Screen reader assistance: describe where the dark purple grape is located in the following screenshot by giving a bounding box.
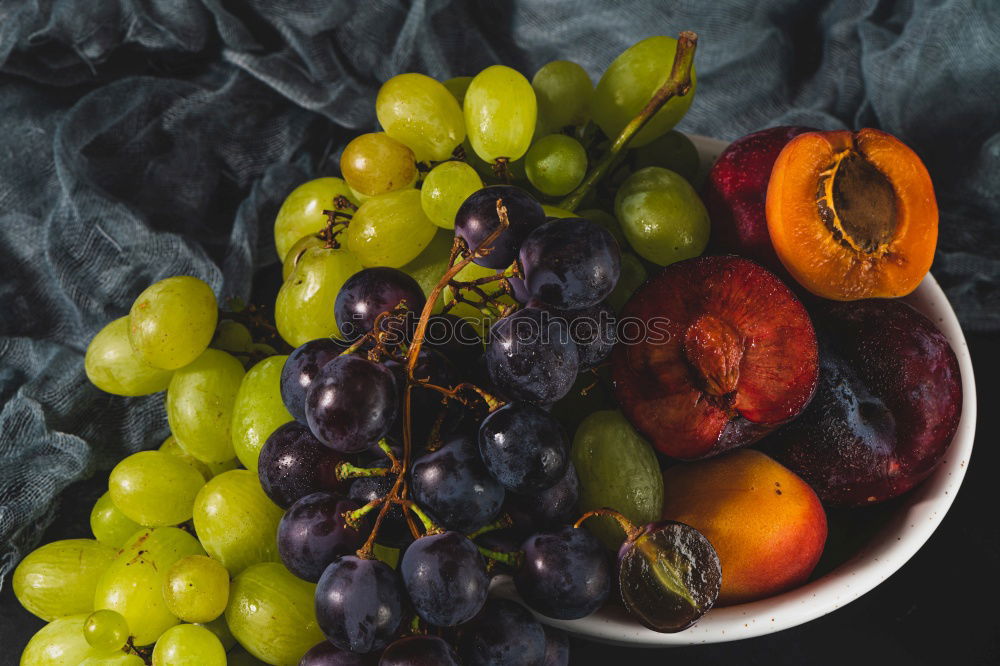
[519,218,621,310]
[380,635,460,666]
[306,355,397,453]
[410,435,504,533]
[281,338,349,424]
[507,274,531,303]
[515,526,611,620]
[479,402,569,494]
[334,267,426,342]
[454,186,545,268]
[400,531,489,627]
[541,626,570,666]
[422,314,484,370]
[316,556,403,653]
[385,349,457,450]
[348,466,412,549]
[299,640,370,665]
[485,308,579,405]
[565,302,616,368]
[278,493,366,582]
[507,462,579,529]
[458,599,546,666]
[258,422,346,509]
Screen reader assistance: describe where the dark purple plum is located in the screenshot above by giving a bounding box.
[334,267,425,342]
[454,185,545,268]
[458,599,546,666]
[479,402,569,494]
[400,531,489,627]
[277,493,366,582]
[380,635,460,666]
[281,338,349,424]
[305,355,397,453]
[515,526,611,620]
[315,556,403,654]
[258,422,345,509]
[485,307,579,405]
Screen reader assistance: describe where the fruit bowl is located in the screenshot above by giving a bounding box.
[494,134,978,646]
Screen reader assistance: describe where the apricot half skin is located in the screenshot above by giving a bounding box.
[765,299,962,507]
[766,128,938,300]
[661,449,827,606]
[612,255,818,460]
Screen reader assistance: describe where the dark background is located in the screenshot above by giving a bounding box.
[1,1,998,664]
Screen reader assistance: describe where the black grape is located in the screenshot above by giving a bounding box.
[400,531,489,627]
[507,462,579,529]
[410,435,504,533]
[277,493,366,582]
[305,355,397,453]
[281,338,349,424]
[380,635,460,666]
[458,599,546,666]
[507,274,531,303]
[484,307,579,404]
[515,526,611,620]
[479,402,569,494]
[422,313,484,370]
[257,422,345,509]
[348,464,412,549]
[542,626,570,666]
[519,218,621,310]
[299,640,369,665]
[315,556,403,654]
[454,185,545,268]
[565,301,616,368]
[334,267,425,342]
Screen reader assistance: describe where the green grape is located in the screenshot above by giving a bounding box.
[192,470,283,575]
[281,234,324,281]
[541,204,575,218]
[90,492,143,549]
[79,655,145,666]
[606,252,648,313]
[578,208,627,247]
[93,527,206,645]
[591,36,697,147]
[631,130,701,183]
[85,317,173,396]
[614,166,709,266]
[151,624,226,666]
[162,555,230,623]
[525,134,588,196]
[159,435,237,481]
[127,276,218,371]
[83,609,129,653]
[166,349,245,463]
[340,132,418,197]
[442,75,473,105]
[345,189,437,267]
[572,410,663,549]
[401,229,453,314]
[532,60,593,134]
[13,539,115,622]
[225,562,324,665]
[109,451,205,527]
[20,614,103,665]
[442,261,515,338]
[274,177,357,262]
[420,161,483,229]
[231,355,294,471]
[464,65,537,164]
[275,246,362,347]
[376,72,466,163]
[210,320,253,354]
[196,616,237,651]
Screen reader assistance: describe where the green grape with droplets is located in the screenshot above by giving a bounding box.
[193,470,283,575]
[13,539,115,622]
[159,435,237,482]
[108,450,205,527]
[225,562,324,665]
[274,177,357,262]
[281,234,324,281]
[376,73,466,163]
[20,614,106,665]
[591,36,697,148]
[275,245,363,347]
[79,654,146,665]
[166,349,245,463]
[93,527,206,646]
[162,555,230,623]
[128,276,218,371]
[231,355,294,471]
[340,132,418,197]
[532,60,593,135]
[151,624,227,666]
[525,134,588,196]
[90,492,142,549]
[464,65,537,164]
[83,609,130,653]
[85,317,173,396]
[421,161,483,229]
[345,188,437,267]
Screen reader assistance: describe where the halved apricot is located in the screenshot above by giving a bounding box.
[766,128,937,300]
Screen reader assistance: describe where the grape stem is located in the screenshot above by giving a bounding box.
[466,514,513,539]
[418,380,506,412]
[335,461,391,481]
[558,30,698,212]
[477,545,523,568]
[574,507,643,542]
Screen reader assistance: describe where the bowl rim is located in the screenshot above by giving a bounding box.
[493,134,979,647]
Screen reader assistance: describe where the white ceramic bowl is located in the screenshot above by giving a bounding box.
[494,135,978,647]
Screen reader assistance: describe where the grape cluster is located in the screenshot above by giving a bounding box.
[14,30,716,666]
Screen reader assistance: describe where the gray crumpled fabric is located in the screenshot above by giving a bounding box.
[1,0,998,589]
